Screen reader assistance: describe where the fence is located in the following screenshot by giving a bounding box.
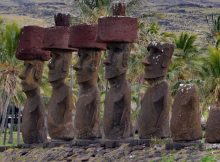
[0,105,22,146]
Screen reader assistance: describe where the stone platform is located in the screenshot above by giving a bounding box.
[166,140,203,150]
[44,138,151,148]
[1,138,151,150]
[2,139,214,151]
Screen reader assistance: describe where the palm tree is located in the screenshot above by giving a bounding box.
[0,22,22,135]
[72,0,111,23]
[174,32,198,58]
[205,14,220,47]
[199,46,220,108]
[166,32,201,96]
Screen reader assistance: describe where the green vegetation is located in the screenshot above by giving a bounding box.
[0,131,23,146]
[161,152,175,162]
[201,155,216,162]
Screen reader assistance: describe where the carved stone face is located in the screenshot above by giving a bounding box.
[104,43,131,79]
[19,60,43,92]
[48,50,72,83]
[74,49,101,84]
[143,43,174,80]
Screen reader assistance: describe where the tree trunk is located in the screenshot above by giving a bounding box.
[0,93,11,136]
[17,107,21,145]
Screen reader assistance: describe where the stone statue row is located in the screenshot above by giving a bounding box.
[15,3,220,145]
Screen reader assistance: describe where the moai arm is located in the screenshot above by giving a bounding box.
[27,95,40,113]
[121,84,132,137]
[155,82,170,131]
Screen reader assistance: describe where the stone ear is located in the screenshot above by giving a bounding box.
[33,63,43,81]
[161,45,174,68]
[122,53,128,67]
[90,62,97,72]
[122,45,131,67]
[62,55,69,72]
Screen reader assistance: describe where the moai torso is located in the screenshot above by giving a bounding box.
[205,106,220,143]
[19,61,47,144]
[47,51,75,140]
[74,49,101,139]
[22,90,47,144]
[104,75,132,139]
[103,43,132,139]
[138,42,174,139]
[171,84,202,141]
[138,80,171,138]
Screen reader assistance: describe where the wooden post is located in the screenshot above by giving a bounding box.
[3,107,10,145]
[8,105,14,144]
[17,107,21,145]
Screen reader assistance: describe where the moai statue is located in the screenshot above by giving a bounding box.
[96,2,138,139]
[16,26,50,144]
[138,42,174,139]
[43,13,77,140]
[171,84,202,141]
[205,105,220,143]
[69,24,106,139]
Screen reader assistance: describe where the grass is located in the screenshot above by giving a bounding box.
[0,131,23,147]
[201,155,216,162]
[161,153,175,162]
[0,14,48,27]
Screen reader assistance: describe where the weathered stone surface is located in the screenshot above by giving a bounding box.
[73,139,100,147]
[96,17,138,43]
[171,84,202,142]
[43,26,76,51]
[16,26,50,61]
[112,1,126,16]
[103,43,132,140]
[138,80,171,139]
[138,42,174,139]
[205,106,220,143]
[19,60,47,144]
[144,42,174,79]
[46,14,75,140]
[47,51,75,141]
[166,140,203,150]
[54,13,70,27]
[74,49,101,139]
[69,24,106,50]
[97,2,134,140]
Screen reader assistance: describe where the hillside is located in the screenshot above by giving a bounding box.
[0,0,220,35]
[130,0,220,34]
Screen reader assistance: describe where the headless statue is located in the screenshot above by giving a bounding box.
[171,84,202,141]
[47,51,75,140]
[74,49,101,139]
[206,105,220,143]
[19,60,47,144]
[138,42,174,139]
[103,43,132,139]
